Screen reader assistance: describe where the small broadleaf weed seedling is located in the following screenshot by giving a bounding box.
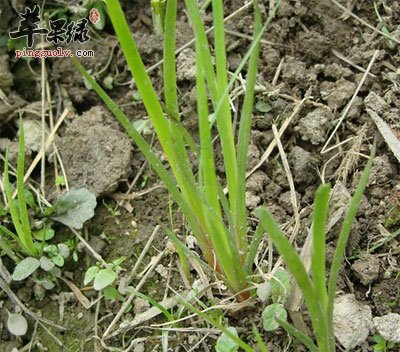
[73,0,281,301]
[84,256,125,291]
[257,267,291,331]
[216,326,239,352]
[256,144,375,352]
[372,334,396,352]
[0,121,96,290]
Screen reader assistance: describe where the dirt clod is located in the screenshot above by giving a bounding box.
[333,294,373,349]
[351,254,380,285]
[176,48,197,81]
[364,91,390,115]
[321,78,356,109]
[373,313,400,343]
[58,106,133,196]
[297,107,333,145]
[0,55,13,93]
[288,146,316,185]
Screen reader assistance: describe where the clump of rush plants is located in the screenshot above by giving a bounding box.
[73,0,281,301]
[71,1,378,350]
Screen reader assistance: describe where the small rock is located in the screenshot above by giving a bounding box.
[364,91,390,115]
[367,155,395,186]
[245,191,261,210]
[22,119,45,153]
[133,297,150,314]
[328,181,357,242]
[176,48,197,81]
[373,313,400,343]
[347,96,363,119]
[288,146,316,184]
[88,237,106,256]
[282,56,315,86]
[186,235,197,249]
[321,78,356,109]
[247,171,269,193]
[298,31,331,61]
[279,191,300,214]
[247,144,260,170]
[133,343,145,352]
[33,284,46,301]
[0,55,13,92]
[351,254,380,285]
[324,63,353,79]
[333,294,373,349]
[155,264,168,277]
[297,107,333,145]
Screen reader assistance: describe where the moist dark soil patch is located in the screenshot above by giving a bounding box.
[1,0,399,351]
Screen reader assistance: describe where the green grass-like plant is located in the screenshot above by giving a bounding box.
[1,119,38,259]
[256,144,375,352]
[73,0,280,299]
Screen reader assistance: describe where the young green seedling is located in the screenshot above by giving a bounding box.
[256,143,375,352]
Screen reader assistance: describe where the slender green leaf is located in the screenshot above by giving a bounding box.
[252,324,269,352]
[185,0,238,217]
[3,150,36,257]
[128,289,175,322]
[196,39,221,218]
[326,142,375,349]
[245,225,264,274]
[256,207,328,349]
[72,58,211,259]
[163,0,178,120]
[311,184,330,311]
[276,318,319,352]
[105,0,202,220]
[235,0,262,255]
[16,119,33,249]
[0,230,20,263]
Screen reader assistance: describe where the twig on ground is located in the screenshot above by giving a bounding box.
[331,49,376,78]
[125,225,161,286]
[321,49,379,154]
[330,0,400,45]
[103,250,165,338]
[0,276,66,331]
[367,109,400,164]
[246,97,308,179]
[10,108,69,200]
[69,226,107,266]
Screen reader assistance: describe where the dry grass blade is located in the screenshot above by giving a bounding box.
[0,276,66,330]
[335,125,367,183]
[330,0,400,45]
[321,50,379,154]
[367,109,400,164]
[246,97,308,179]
